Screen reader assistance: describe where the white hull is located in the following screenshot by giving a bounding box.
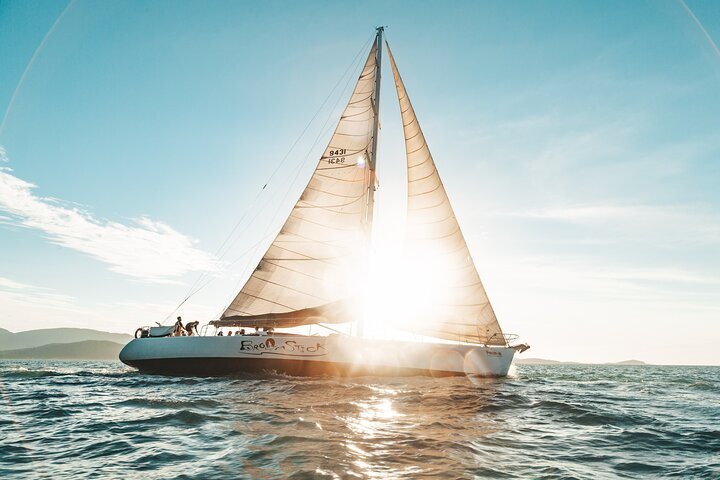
[119,334,516,377]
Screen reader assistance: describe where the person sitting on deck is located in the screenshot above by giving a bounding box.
[217,330,224,336]
[240,329,245,335]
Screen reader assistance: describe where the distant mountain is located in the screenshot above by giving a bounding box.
[514,358,580,365]
[0,340,124,360]
[0,328,132,351]
[608,359,647,365]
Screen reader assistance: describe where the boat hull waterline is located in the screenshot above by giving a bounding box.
[119,334,516,377]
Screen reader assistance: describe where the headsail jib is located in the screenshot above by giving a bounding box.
[386,43,507,346]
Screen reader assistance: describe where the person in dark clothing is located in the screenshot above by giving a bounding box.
[185,321,199,336]
[174,316,185,336]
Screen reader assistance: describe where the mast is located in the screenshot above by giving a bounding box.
[364,26,383,240]
[355,27,383,339]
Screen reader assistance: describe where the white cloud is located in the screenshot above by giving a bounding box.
[0,276,31,290]
[0,276,85,316]
[493,204,720,245]
[0,159,218,282]
[596,267,720,286]
[491,255,720,298]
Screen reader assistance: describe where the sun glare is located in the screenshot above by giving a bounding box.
[360,242,453,339]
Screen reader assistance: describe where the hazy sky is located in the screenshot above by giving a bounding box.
[1,0,718,365]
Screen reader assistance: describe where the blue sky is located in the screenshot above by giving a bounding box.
[0,0,718,364]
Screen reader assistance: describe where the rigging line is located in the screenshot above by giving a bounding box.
[217,134,332,317]
[164,182,270,322]
[161,33,375,323]
[263,52,370,235]
[220,133,328,317]
[164,230,275,319]
[212,33,376,263]
[300,36,376,168]
[0,0,77,137]
[219,157,308,317]
[219,40,375,317]
[200,33,375,269]
[210,32,373,270]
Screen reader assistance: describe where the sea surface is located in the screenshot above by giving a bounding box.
[0,361,717,479]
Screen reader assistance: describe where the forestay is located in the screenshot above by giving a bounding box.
[222,43,379,320]
[387,44,507,346]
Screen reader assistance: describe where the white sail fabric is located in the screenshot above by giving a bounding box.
[222,44,379,319]
[387,45,506,346]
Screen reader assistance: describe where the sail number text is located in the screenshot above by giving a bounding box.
[328,148,347,164]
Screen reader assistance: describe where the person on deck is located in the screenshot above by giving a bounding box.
[174,317,185,336]
[185,321,199,336]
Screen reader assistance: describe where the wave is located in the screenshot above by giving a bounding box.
[0,361,716,479]
[117,397,222,409]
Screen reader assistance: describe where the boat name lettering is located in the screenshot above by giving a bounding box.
[239,339,327,356]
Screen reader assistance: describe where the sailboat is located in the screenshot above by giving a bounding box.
[119,28,529,377]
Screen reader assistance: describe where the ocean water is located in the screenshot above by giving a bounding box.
[0,361,717,479]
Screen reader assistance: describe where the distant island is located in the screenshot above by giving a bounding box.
[0,328,131,360]
[0,340,125,360]
[515,358,648,366]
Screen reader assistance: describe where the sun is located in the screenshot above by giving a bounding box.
[359,242,454,340]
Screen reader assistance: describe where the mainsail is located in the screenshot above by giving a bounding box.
[387,44,507,346]
[221,40,381,323]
